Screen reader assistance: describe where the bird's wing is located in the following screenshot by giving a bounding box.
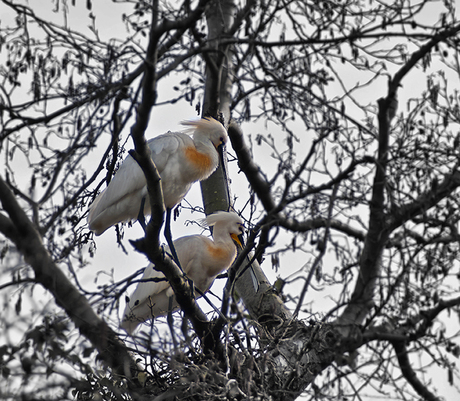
[121,264,172,334]
[171,235,203,272]
[96,133,191,207]
[174,235,221,292]
[147,132,193,173]
[126,262,171,310]
[121,235,213,333]
[126,235,202,308]
[87,157,146,234]
[157,235,212,292]
[88,153,147,223]
[88,132,193,232]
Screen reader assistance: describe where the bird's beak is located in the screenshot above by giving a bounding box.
[231,233,244,248]
[230,231,259,293]
[217,141,225,160]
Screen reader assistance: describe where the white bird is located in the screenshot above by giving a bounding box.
[120,211,244,334]
[87,117,228,235]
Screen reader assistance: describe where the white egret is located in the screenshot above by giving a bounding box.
[87,117,228,235]
[120,211,244,334]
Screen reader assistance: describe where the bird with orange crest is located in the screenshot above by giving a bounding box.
[121,211,244,334]
[87,117,228,236]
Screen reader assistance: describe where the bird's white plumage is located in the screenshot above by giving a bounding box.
[120,211,244,334]
[87,118,227,235]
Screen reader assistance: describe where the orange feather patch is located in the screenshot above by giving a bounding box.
[184,147,213,172]
[206,243,227,260]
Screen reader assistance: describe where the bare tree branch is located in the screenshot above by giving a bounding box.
[392,341,441,401]
[389,22,460,93]
[121,0,223,355]
[0,64,144,140]
[337,86,392,326]
[228,121,276,212]
[389,169,460,231]
[0,176,139,382]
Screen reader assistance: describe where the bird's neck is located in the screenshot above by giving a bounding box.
[206,228,237,276]
[213,227,237,252]
[193,135,218,156]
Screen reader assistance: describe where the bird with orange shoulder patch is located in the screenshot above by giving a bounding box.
[87,117,228,236]
[120,211,244,334]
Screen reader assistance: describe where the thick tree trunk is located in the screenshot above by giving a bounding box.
[198,2,328,400]
[200,0,235,215]
[200,0,291,327]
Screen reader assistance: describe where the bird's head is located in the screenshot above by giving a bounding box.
[182,117,228,148]
[202,211,245,247]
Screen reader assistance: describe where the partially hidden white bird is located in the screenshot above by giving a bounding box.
[120,211,244,334]
[87,117,228,235]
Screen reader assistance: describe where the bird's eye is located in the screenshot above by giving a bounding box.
[220,136,225,143]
